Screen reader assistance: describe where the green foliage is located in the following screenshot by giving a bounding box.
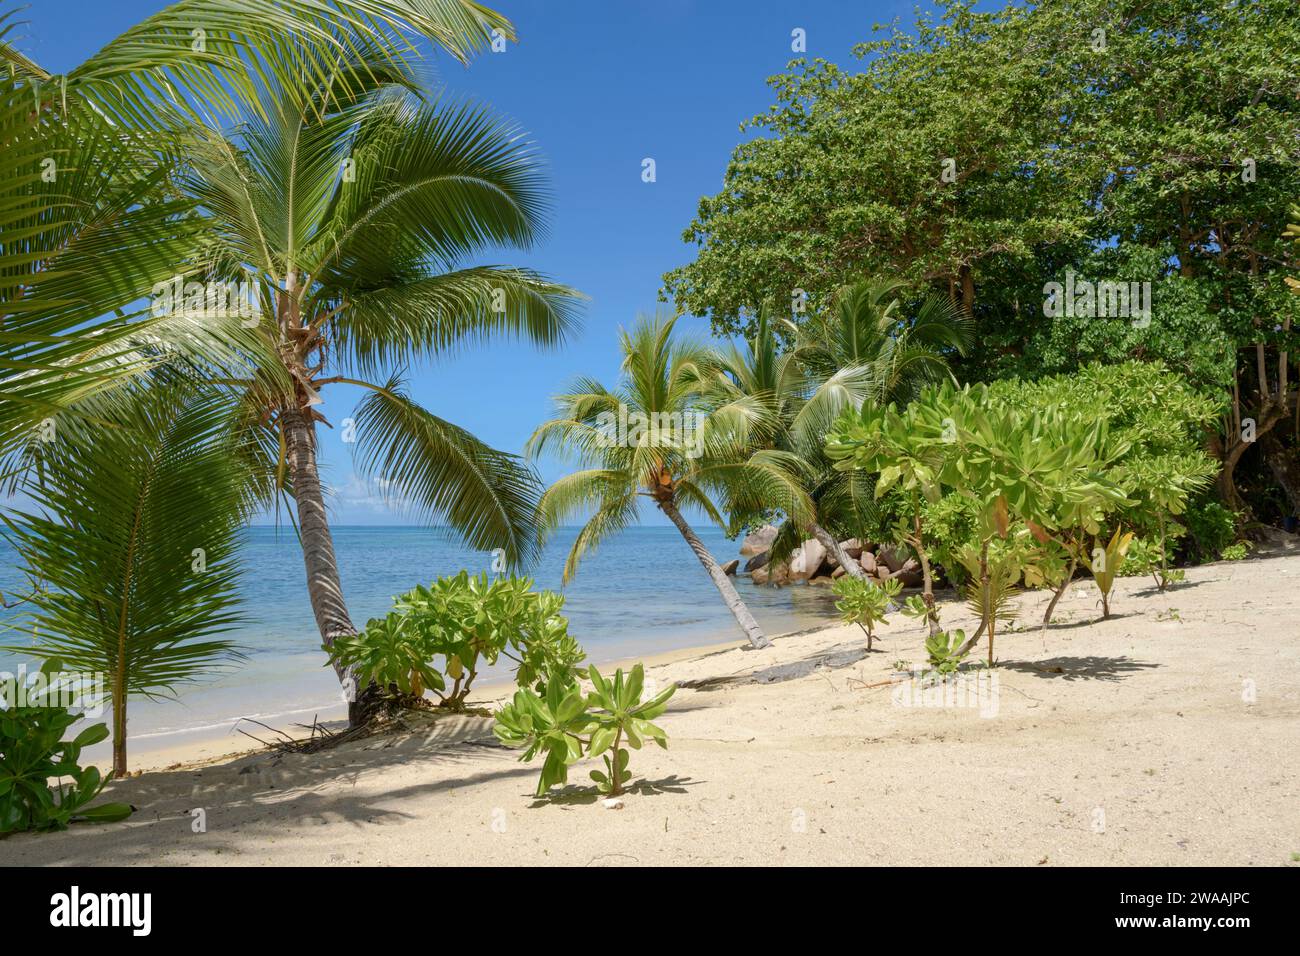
[1184,500,1238,561]
[0,666,132,835]
[327,574,586,711]
[924,629,969,678]
[1083,528,1135,619]
[831,575,900,648]
[3,385,254,773]
[493,664,675,798]
[1220,543,1249,562]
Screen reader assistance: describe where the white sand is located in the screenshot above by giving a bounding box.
[5,551,1298,866]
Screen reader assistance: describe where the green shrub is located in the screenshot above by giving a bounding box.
[0,668,133,835]
[493,664,675,797]
[327,573,586,712]
[831,575,900,651]
[1184,500,1237,561]
[1220,542,1249,561]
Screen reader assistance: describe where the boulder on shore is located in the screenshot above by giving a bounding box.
[721,558,739,576]
[886,557,923,588]
[739,524,779,557]
[841,539,864,559]
[859,551,878,575]
[789,539,827,582]
[877,545,911,574]
[808,575,835,587]
[743,551,770,572]
[831,565,847,579]
[751,561,790,586]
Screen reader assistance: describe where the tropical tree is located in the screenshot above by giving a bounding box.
[2,385,257,775]
[1,0,515,456]
[708,281,971,577]
[528,313,812,649]
[174,63,580,716]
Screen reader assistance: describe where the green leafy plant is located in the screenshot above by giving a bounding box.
[924,629,969,678]
[1220,542,1249,561]
[327,574,587,713]
[1083,528,1135,619]
[493,664,675,798]
[831,575,901,651]
[0,667,133,835]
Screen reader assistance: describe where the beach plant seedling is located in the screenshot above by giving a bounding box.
[924,629,969,679]
[1084,528,1134,619]
[493,664,675,798]
[0,665,133,835]
[832,575,901,651]
[1220,542,1249,561]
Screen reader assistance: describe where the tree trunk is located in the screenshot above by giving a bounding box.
[112,693,127,778]
[1042,553,1077,628]
[1262,432,1300,516]
[281,406,371,723]
[910,511,939,636]
[660,498,770,649]
[809,523,864,578]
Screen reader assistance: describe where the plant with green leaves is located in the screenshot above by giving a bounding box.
[831,575,900,652]
[1083,528,1135,620]
[1120,455,1216,590]
[328,573,586,712]
[528,312,812,650]
[493,664,675,798]
[3,386,253,776]
[924,629,969,679]
[826,384,966,634]
[0,665,133,835]
[1,0,519,454]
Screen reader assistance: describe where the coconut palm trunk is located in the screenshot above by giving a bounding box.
[281,405,375,722]
[659,498,771,650]
[809,523,864,579]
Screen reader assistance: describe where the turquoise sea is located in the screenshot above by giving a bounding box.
[0,525,838,756]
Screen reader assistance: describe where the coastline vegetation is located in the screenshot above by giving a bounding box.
[1,0,1298,821]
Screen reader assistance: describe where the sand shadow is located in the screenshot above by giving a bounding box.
[528,774,700,808]
[1041,612,1134,630]
[1000,655,1159,682]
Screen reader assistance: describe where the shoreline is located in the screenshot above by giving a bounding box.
[6,551,1299,866]
[118,624,770,773]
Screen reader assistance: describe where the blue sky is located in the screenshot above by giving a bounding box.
[21,0,936,524]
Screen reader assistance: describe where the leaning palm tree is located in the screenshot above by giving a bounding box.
[1,0,515,455]
[3,383,259,775]
[528,313,812,650]
[177,62,580,713]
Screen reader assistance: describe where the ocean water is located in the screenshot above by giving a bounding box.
[0,525,839,755]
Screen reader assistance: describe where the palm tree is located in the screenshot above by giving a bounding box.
[709,281,972,583]
[528,313,811,650]
[4,3,581,721]
[707,309,872,577]
[3,384,258,775]
[177,66,580,716]
[1,0,515,454]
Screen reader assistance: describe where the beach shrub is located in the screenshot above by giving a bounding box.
[1220,543,1249,561]
[328,574,586,712]
[493,664,675,798]
[0,667,132,835]
[831,576,900,651]
[1184,500,1238,561]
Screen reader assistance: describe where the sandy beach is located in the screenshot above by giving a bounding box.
[5,550,1298,867]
